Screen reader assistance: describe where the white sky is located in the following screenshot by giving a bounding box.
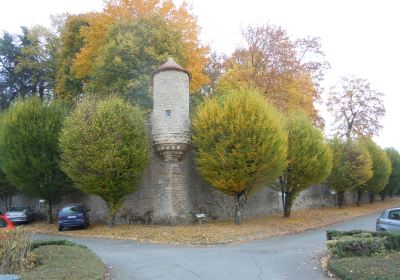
[0,0,399,151]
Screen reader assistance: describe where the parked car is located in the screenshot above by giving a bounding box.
[0,215,15,230]
[58,205,90,231]
[376,208,400,232]
[5,206,35,224]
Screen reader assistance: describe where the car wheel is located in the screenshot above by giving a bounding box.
[58,225,63,232]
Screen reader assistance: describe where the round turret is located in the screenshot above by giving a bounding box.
[151,58,191,161]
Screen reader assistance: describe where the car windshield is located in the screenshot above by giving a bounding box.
[9,207,25,212]
[61,206,83,215]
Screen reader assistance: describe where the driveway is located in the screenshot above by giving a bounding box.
[35,212,382,280]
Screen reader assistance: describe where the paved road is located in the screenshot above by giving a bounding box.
[35,212,383,280]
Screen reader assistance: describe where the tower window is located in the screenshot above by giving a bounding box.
[165,110,171,117]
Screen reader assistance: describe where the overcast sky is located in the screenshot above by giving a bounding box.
[0,0,399,150]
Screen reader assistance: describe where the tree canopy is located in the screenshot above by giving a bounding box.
[0,97,70,223]
[219,25,329,126]
[60,96,150,226]
[55,0,208,102]
[192,89,287,224]
[86,15,186,108]
[277,112,332,217]
[381,148,400,198]
[0,26,59,109]
[327,77,385,139]
[327,138,373,207]
[362,138,391,203]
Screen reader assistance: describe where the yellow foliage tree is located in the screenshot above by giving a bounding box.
[71,0,208,93]
[221,24,329,127]
[192,89,288,224]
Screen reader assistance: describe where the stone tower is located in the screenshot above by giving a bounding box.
[152,58,191,160]
[151,58,193,224]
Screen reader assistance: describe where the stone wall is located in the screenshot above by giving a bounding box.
[0,145,344,224]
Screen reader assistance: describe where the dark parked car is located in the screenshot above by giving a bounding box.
[5,206,35,224]
[376,208,400,232]
[58,205,90,231]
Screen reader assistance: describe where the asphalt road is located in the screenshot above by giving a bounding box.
[35,212,383,280]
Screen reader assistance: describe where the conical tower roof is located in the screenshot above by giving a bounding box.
[151,58,191,80]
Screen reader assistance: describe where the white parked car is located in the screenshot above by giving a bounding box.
[5,206,35,224]
[376,208,400,232]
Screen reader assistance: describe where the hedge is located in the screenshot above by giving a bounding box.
[326,230,400,257]
[31,239,87,250]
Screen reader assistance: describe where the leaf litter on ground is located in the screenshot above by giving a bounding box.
[23,198,400,246]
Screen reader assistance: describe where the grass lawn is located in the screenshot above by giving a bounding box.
[328,251,400,280]
[20,243,106,280]
[23,198,400,246]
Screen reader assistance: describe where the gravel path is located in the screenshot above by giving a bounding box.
[35,212,382,280]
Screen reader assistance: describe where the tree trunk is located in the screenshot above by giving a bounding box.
[108,208,117,227]
[7,195,12,210]
[337,191,345,208]
[356,190,362,207]
[380,193,386,201]
[282,191,294,218]
[47,199,53,224]
[234,191,248,225]
[369,193,375,204]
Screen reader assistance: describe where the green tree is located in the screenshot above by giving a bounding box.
[60,96,150,226]
[327,139,373,207]
[362,139,391,203]
[0,97,70,223]
[0,170,17,210]
[380,148,400,200]
[86,15,186,108]
[192,89,288,224]
[276,112,332,217]
[0,26,60,110]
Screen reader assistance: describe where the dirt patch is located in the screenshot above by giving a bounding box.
[23,198,400,246]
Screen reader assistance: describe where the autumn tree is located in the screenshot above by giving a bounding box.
[86,15,186,108]
[361,139,391,203]
[55,14,89,103]
[0,97,71,223]
[327,138,373,207]
[192,89,287,224]
[55,0,208,101]
[380,148,400,200]
[276,112,332,217]
[60,96,149,226]
[221,25,329,125]
[327,77,385,139]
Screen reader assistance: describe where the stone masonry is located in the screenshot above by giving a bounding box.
[0,59,356,224]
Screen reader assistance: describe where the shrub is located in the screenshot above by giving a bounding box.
[326,230,365,240]
[31,239,87,250]
[0,229,35,274]
[377,232,400,251]
[327,230,400,252]
[327,235,387,258]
